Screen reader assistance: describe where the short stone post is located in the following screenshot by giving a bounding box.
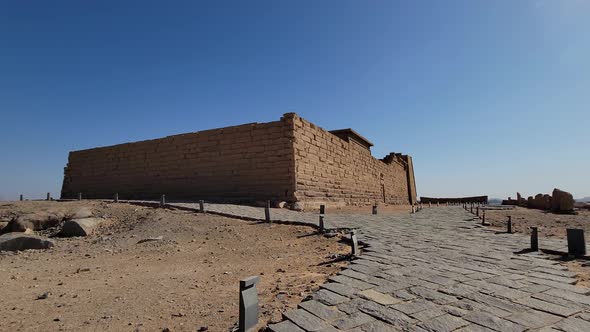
[437,202,439,207]
[114,193,119,203]
[78,192,82,201]
[19,194,23,201]
[265,201,271,223]
[507,216,512,233]
[530,227,539,251]
[567,229,586,257]
[350,230,359,257]
[160,194,166,207]
[411,205,415,214]
[481,210,486,225]
[199,200,205,213]
[239,276,260,332]
[372,205,377,215]
[319,204,325,232]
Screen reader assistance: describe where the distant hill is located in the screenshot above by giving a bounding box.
[577,197,590,203]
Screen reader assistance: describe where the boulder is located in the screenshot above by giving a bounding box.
[60,218,104,237]
[551,188,575,213]
[291,202,304,212]
[531,194,548,210]
[0,213,64,234]
[273,201,287,209]
[68,207,93,219]
[542,194,552,210]
[0,233,55,251]
[0,221,8,232]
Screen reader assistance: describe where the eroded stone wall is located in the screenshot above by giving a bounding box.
[292,114,416,208]
[61,113,417,207]
[61,115,296,201]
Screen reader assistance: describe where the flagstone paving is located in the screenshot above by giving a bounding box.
[131,202,590,331]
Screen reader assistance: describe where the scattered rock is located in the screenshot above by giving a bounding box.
[0,212,64,234]
[552,188,575,213]
[197,327,208,332]
[69,207,93,219]
[137,236,163,244]
[273,201,287,209]
[0,233,55,252]
[291,202,304,211]
[36,292,51,300]
[60,218,105,237]
[0,221,8,232]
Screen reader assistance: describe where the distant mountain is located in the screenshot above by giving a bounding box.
[577,197,590,203]
[488,198,503,204]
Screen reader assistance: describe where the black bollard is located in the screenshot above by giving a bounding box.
[372,205,377,215]
[319,204,325,232]
[567,229,586,257]
[20,194,23,201]
[530,227,539,251]
[507,216,512,233]
[265,201,271,223]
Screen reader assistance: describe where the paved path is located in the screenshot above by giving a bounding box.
[132,202,590,331]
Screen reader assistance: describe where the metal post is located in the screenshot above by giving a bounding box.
[507,216,512,233]
[239,276,260,332]
[350,230,359,257]
[19,194,23,201]
[199,200,205,213]
[530,227,538,251]
[319,204,325,232]
[46,192,50,201]
[470,205,474,214]
[114,193,119,203]
[265,201,271,223]
[567,229,586,257]
[476,206,479,217]
[160,194,165,207]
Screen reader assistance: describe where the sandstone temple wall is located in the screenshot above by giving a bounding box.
[61,115,296,201]
[61,113,417,207]
[291,114,416,208]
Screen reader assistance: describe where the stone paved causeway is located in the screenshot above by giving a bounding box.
[133,202,590,331]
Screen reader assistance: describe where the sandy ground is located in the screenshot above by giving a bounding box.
[0,201,349,332]
[482,206,590,239]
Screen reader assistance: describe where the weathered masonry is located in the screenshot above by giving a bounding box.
[61,113,417,208]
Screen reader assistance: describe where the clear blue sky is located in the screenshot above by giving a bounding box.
[1,1,589,201]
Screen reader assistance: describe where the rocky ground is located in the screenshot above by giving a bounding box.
[483,206,590,239]
[0,201,349,331]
